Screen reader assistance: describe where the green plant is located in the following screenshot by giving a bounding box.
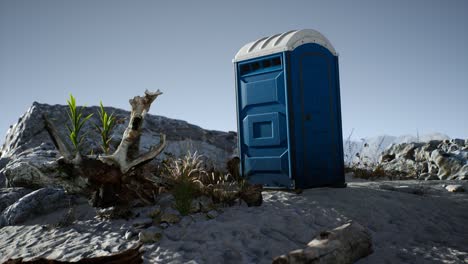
[173,177,197,215]
[162,151,249,212]
[163,151,205,215]
[95,101,116,154]
[66,94,93,153]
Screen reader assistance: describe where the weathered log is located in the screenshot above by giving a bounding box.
[99,90,165,173]
[43,90,166,207]
[272,221,373,264]
[4,243,143,264]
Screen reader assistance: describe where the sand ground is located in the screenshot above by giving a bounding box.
[1,179,467,264]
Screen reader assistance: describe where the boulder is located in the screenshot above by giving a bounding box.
[0,187,71,226]
[273,221,373,264]
[0,102,237,191]
[0,187,32,212]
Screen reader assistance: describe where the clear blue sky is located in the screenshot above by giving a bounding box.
[1,0,467,142]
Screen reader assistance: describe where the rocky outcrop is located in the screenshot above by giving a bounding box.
[0,188,32,212]
[0,102,237,189]
[378,139,468,180]
[0,187,72,227]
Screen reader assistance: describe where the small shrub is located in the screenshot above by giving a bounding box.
[173,178,197,215]
[162,151,205,215]
[161,151,249,213]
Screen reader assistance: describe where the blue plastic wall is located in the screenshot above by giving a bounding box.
[235,43,344,189]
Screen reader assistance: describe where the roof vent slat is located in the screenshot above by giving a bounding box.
[248,37,268,53]
[273,30,297,46]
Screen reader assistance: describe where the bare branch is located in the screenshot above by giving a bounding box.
[100,90,165,173]
[124,134,167,173]
[43,114,74,162]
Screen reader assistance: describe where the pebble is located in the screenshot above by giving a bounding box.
[124,230,134,240]
[445,185,465,193]
[206,210,219,219]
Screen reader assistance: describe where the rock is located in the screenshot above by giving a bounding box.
[445,185,465,193]
[378,140,467,180]
[211,184,241,205]
[148,206,162,218]
[96,206,133,220]
[378,184,396,191]
[138,228,162,243]
[198,196,214,212]
[431,150,466,180]
[424,174,439,181]
[0,170,5,188]
[131,217,153,228]
[189,196,213,213]
[273,221,373,264]
[157,193,175,208]
[179,216,193,228]
[451,138,465,147]
[3,158,88,193]
[0,157,9,187]
[428,163,439,175]
[160,208,181,224]
[165,228,185,241]
[0,187,32,212]
[379,185,424,195]
[396,143,422,160]
[1,187,70,226]
[189,199,201,213]
[0,157,9,170]
[240,184,263,207]
[0,103,237,191]
[160,222,170,229]
[379,153,395,163]
[237,199,249,207]
[206,210,219,219]
[124,230,135,240]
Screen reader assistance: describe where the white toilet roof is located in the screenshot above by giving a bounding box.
[234,29,337,62]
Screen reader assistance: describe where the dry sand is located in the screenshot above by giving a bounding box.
[1,179,467,263]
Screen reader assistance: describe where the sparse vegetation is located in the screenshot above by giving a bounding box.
[344,135,394,180]
[66,94,93,153]
[95,101,116,154]
[162,151,205,215]
[161,151,255,215]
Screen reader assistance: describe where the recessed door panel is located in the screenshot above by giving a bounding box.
[236,54,292,188]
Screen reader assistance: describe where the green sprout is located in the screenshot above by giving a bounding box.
[66,94,93,153]
[95,101,116,154]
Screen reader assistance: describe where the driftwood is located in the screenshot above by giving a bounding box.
[43,90,166,207]
[272,221,373,264]
[4,243,143,264]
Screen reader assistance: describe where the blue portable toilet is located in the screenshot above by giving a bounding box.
[233,29,344,189]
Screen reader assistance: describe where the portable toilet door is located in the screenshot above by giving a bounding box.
[234,29,345,189]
